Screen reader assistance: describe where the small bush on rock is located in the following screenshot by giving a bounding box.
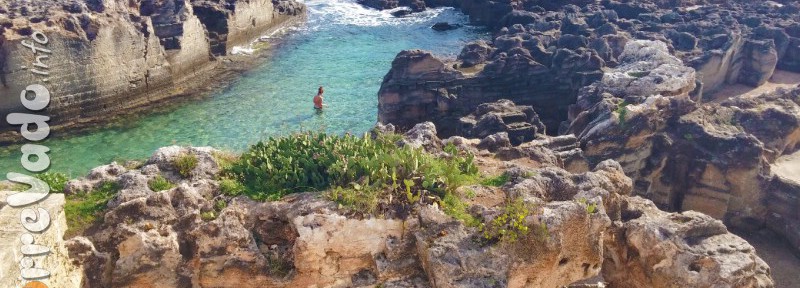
[225,132,478,201]
[174,153,198,177]
[35,172,70,192]
[224,132,480,222]
[64,181,120,237]
[483,198,537,243]
[148,175,174,191]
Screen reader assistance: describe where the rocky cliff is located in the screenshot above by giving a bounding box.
[48,123,773,287]
[0,0,305,141]
[376,0,800,133]
[372,0,800,254]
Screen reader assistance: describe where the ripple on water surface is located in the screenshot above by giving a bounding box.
[0,0,488,178]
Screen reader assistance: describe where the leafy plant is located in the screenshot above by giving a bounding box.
[219,178,247,197]
[577,198,599,214]
[174,153,198,177]
[64,181,120,237]
[483,198,532,243]
[441,192,481,227]
[225,132,479,205]
[148,175,174,192]
[34,172,69,193]
[215,199,228,211]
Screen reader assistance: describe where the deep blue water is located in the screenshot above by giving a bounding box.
[0,0,487,178]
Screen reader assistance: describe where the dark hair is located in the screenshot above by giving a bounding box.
[318,86,324,94]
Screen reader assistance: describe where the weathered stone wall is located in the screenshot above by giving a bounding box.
[0,0,305,141]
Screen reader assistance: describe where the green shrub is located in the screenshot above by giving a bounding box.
[441,192,481,227]
[214,199,227,211]
[219,178,247,197]
[64,181,120,237]
[578,198,598,214]
[174,153,198,177]
[327,184,385,215]
[481,173,509,187]
[34,172,69,193]
[483,198,533,243]
[225,132,479,202]
[616,101,630,128]
[148,175,174,191]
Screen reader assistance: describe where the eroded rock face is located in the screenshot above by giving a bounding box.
[603,196,774,288]
[566,37,800,252]
[375,0,800,135]
[0,192,83,288]
[459,99,546,146]
[0,0,305,141]
[54,134,774,287]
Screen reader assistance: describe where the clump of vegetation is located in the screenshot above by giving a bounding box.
[224,132,479,205]
[174,153,198,177]
[578,198,598,214]
[219,178,247,196]
[616,100,630,128]
[211,151,239,171]
[441,192,481,227]
[481,173,509,187]
[148,175,174,192]
[482,198,534,243]
[683,133,694,141]
[200,211,217,221]
[35,172,69,193]
[200,199,229,221]
[64,181,120,237]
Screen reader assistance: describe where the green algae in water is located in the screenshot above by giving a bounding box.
[0,0,488,178]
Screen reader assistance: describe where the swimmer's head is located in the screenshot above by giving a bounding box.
[318,86,324,94]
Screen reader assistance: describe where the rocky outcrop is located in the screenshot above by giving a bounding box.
[45,123,774,287]
[376,0,800,135]
[603,196,774,288]
[566,39,800,253]
[0,191,83,287]
[459,99,546,145]
[0,0,305,141]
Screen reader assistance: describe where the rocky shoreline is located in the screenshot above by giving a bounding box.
[374,0,800,258]
[0,0,306,144]
[3,123,773,287]
[1,0,798,287]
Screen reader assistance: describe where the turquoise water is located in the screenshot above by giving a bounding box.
[0,0,487,178]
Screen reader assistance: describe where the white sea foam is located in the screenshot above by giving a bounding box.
[231,46,255,55]
[301,0,464,28]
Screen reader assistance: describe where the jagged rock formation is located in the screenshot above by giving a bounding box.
[604,196,774,288]
[459,99,546,146]
[0,192,83,288]
[376,0,800,134]
[0,0,305,141]
[371,0,800,254]
[54,123,774,287]
[566,39,800,253]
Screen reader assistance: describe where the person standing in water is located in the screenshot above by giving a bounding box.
[313,86,325,109]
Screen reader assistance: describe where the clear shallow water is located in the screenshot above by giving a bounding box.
[0,0,487,178]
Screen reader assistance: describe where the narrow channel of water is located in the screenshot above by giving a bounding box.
[0,0,488,178]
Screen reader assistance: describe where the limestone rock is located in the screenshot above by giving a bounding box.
[603,196,774,288]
